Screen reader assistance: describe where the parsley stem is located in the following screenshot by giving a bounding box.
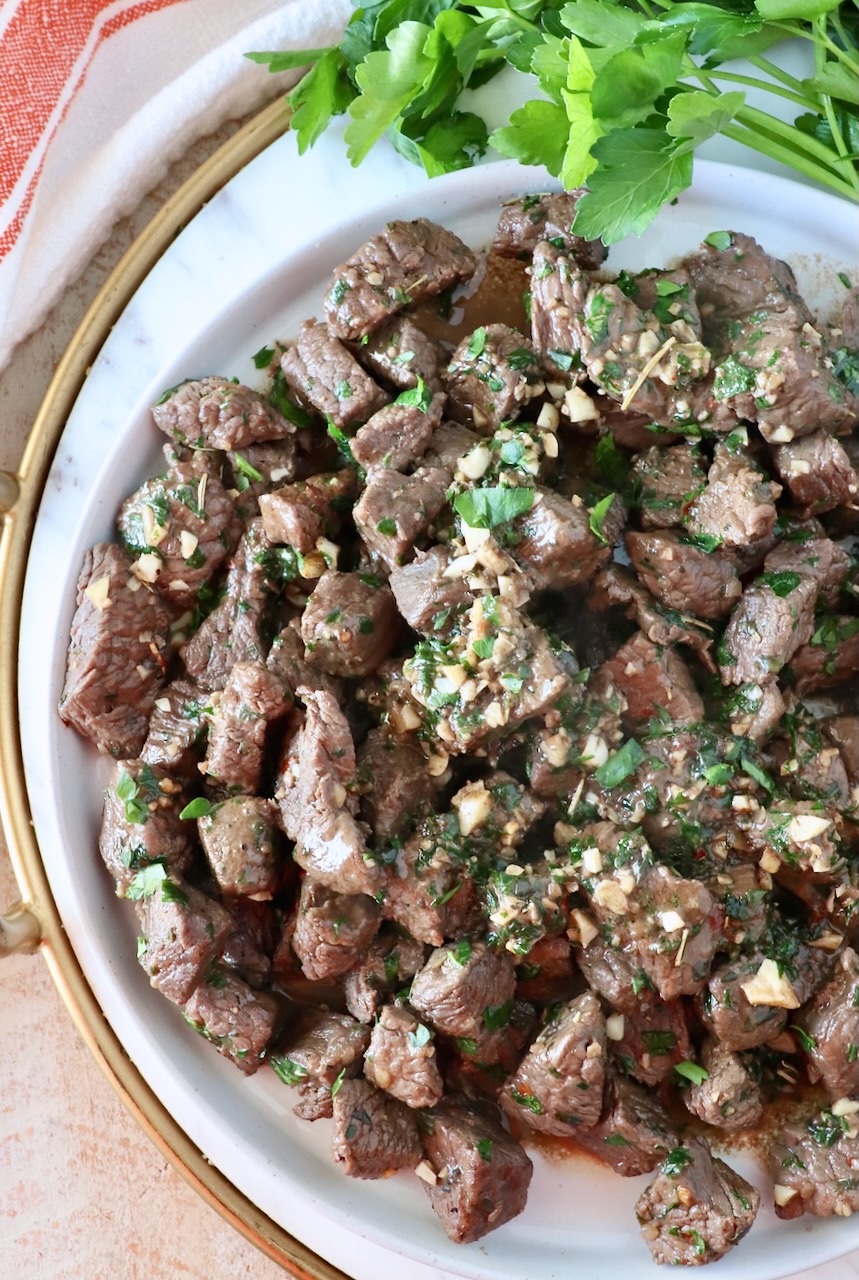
[814,15,852,173]
[769,20,858,73]
[747,55,808,95]
[721,121,859,199]
[703,68,817,110]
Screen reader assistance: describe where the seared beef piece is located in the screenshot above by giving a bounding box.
[698,954,790,1051]
[444,324,543,432]
[60,542,172,757]
[280,322,388,429]
[141,677,210,775]
[276,688,382,897]
[771,431,858,516]
[220,896,275,988]
[151,375,293,451]
[324,218,477,341]
[633,442,707,530]
[351,392,445,472]
[770,1108,859,1219]
[723,679,785,744]
[358,727,441,843]
[798,946,859,1101]
[258,470,356,555]
[353,465,450,570]
[99,759,192,891]
[684,1039,763,1131]
[225,437,297,517]
[625,530,741,621]
[422,421,481,472]
[577,940,644,1017]
[826,716,859,779]
[516,934,576,1005]
[590,564,716,672]
[611,999,691,1088]
[182,520,270,692]
[513,489,611,590]
[117,461,239,608]
[301,570,399,677]
[529,242,591,379]
[528,664,621,800]
[135,877,232,1005]
[292,876,381,982]
[183,967,280,1075]
[719,573,816,687]
[204,660,291,795]
[572,1074,678,1176]
[789,619,859,694]
[382,820,482,947]
[364,1004,444,1109]
[603,630,704,731]
[685,438,781,550]
[764,533,850,608]
[636,1137,760,1266]
[332,1078,422,1178]
[419,1095,532,1244]
[267,620,341,699]
[771,711,851,806]
[271,1009,371,1121]
[410,941,517,1048]
[388,546,473,634]
[492,191,605,268]
[501,992,606,1133]
[197,795,280,898]
[356,316,442,392]
[343,931,428,1023]
[736,797,843,879]
[452,774,545,851]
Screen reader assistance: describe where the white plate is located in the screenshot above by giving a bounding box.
[19,121,859,1280]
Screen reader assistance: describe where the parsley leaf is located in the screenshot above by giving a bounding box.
[454,486,534,529]
[573,129,693,245]
[595,737,645,788]
[395,375,432,412]
[675,1061,710,1085]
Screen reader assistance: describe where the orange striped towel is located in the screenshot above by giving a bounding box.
[0,0,350,371]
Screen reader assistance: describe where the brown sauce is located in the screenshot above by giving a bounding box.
[412,253,529,349]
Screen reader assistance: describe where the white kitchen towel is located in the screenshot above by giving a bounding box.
[0,0,352,371]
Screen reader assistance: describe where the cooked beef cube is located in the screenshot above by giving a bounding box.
[271,1009,371,1120]
[357,316,442,392]
[364,1004,444,1109]
[515,934,576,1005]
[422,421,481,472]
[267,619,341,699]
[382,820,482,947]
[410,941,517,1048]
[590,564,716,671]
[276,688,382,897]
[220,896,275,987]
[763,532,850,607]
[493,190,605,269]
[771,431,858,516]
[798,946,859,1102]
[737,798,844,881]
[789,618,859,694]
[685,438,781,550]
[332,1078,422,1178]
[197,795,280,898]
[99,759,193,891]
[182,520,270,692]
[419,1095,532,1244]
[324,218,477,341]
[343,931,428,1023]
[226,437,297,517]
[825,716,859,780]
[501,992,606,1134]
[611,999,691,1088]
[698,954,790,1051]
[769,1107,859,1219]
[388,546,473,634]
[528,663,621,800]
[141,677,210,775]
[258,470,356,555]
[513,488,611,590]
[183,967,280,1074]
[452,773,544,851]
[626,530,741,621]
[301,570,399,677]
[576,939,643,1017]
[529,242,591,379]
[444,325,543,432]
[603,631,704,731]
[719,572,816,686]
[572,1074,679,1176]
[117,462,238,609]
[684,1039,763,1131]
[281,322,388,429]
[633,442,707,530]
[722,678,785,744]
[204,660,291,794]
[135,876,231,1005]
[151,375,293,451]
[636,1137,759,1266]
[358,727,441,843]
[353,465,450,570]
[351,392,445,472]
[292,876,380,982]
[771,710,851,806]
[60,542,172,756]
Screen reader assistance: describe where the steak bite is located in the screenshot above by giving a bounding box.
[590,564,716,672]
[797,946,859,1101]
[60,542,172,757]
[633,442,707,530]
[357,727,443,844]
[151,375,294,451]
[266,619,341,699]
[698,953,791,1051]
[529,241,591,379]
[501,991,606,1133]
[258,470,356,554]
[271,1009,371,1121]
[684,436,782,550]
[719,568,816,687]
[301,570,399,677]
[771,430,858,516]
[225,437,297,519]
[332,1078,422,1179]
[351,391,445,472]
[135,874,232,1005]
[769,1106,859,1219]
[789,618,859,694]
[99,759,193,891]
[635,1137,760,1266]
[493,190,606,268]
[220,896,276,988]
[683,1039,763,1131]
[203,660,291,795]
[513,488,611,590]
[444,324,544,432]
[382,820,482,948]
[183,967,280,1074]
[292,876,381,982]
[197,795,281,898]
[353,465,450,570]
[410,941,517,1048]
[388,546,473,634]
[419,1095,533,1244]
[356,316,442,392]
[141,677,210,775]
[343,931,428,1024]
[602,630,704,731]
[281,321,388,429]
[625,529,741,620]
[422,421,481,472]
[571,1074,679,1176]
[610,999,691,1088]
[364,1004,444,1109]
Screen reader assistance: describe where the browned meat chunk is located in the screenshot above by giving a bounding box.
[493,190,605,267]
[332,1078,422,1178]
[422,421,481,472]
[633,442,707,529]
[410,941,517,1051]
[141,677,210,775]
[501,992,606,1133]
[351,391,445,472]
[353,466,450,570]
[683,1039,763,1131]
[382,820,482,948]
[789,618,859,693]
[769,1107,859,1219]
[204,660,291,794]
[183,967,280,1074]
[611,999,691,1088]
[364,1004,444,1109]
[571,1074,678,1176]
[685,438,781,550]
[99,759,192,891]
[513,488,611,589]
[197,795,281,898]
[719,570,816,686]
[60,542,172,757]
[356,316,442,392]
[292,876,380,982]
[266,620,341,699]
[419,1096,533,1243]
[151,375,293,451]
[258,470,356,554]
[301,570,399,677]
[626,529,741,620]
[343,932,428,1024]
[765,533,851,608]
[220,896,275,988]
[636,1137,759,1265]
[225,437,297,520]
[798,946,859,1102]
[445,324,543,432]
[771,431,858,516]
[271,1009,371,1121]
[388,546,473,634]
[698,953,789,1051]
[281,322,388,428]
[357,727,442,844]
[590,564,716,671]
[603,631,704,731]
[529,242,590,379]
[135,875,231,1005]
